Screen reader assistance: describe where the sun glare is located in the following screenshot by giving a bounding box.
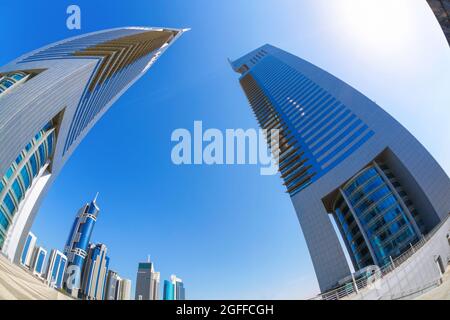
[333,0,414,54]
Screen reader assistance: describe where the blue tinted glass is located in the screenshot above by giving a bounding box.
[34,131,42,141]
[52,255,61,280]
[1,80,13,88]
[10,73,24,81]
[36,252,45,272]
[25,143,32,152]
[15,154,23,165]
[0,208,9,230]
[47,133,54,156]
[38,145,46,165]
[56,259,66,288]
[21,235,32,264]
[20,167,30,189]
[12,180,23,201]
[42,122,52,131]
[29,155,38,177]
[3,194,16,214]
[5,167,14,181]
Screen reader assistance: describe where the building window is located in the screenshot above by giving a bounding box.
[332,162,421,270]
[0,122,56,248]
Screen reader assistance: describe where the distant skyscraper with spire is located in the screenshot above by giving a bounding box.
[63,194,100,297]
[135,257,160,300]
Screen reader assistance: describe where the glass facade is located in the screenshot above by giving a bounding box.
[333,162,423,269]
[64,197,99,295]
[20,233,33,265]
[48,251,67,289]
[35,250,46,274]
[0,122,55,249]
[0,71,27,95]
[163,280,174,300]
[234,48,374,196]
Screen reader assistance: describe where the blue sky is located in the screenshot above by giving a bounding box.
[1,0,448,299]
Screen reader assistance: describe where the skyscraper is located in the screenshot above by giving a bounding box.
[63,195,100,296]
[80,243,109,300]
[135,259,160,300]
[117,278,132,300]
[163,275,185,300]
[0,27,187,264]
[105,271,133,300]
[163,280,175,300]
[427,0,450,45]
[20,231,36,268]
[231,45,450,292]
[175,278,185,300]
[45,249,67,289]
[105,270,121,300]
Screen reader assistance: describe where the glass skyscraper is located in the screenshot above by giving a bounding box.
[63,196,100,296]
[163,275,185,300]
[0,27,187,264]
[231,45,450,292]
[163,280,175,300]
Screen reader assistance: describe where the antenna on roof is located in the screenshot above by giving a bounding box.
[94,192,99,202]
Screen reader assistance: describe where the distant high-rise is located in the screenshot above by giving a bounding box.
[163,275,185,300]
[163,280,175,300]
[20,232,36,268]
[105,270,121,300]
[80,243,109,300]
[231,44,450,291]
[117,278,132,300]
[135,259,160,300]
[427,0,450,45]
[0,27,187,264]
[175,278,185,300]
[105,271,132,300]
[30,246,47,278]
[63,196,100,296]
[45,249,67,289]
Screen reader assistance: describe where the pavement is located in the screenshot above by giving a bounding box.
[0,254,72,300]
[415,266,450,300]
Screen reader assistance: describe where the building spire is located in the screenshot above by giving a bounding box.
[93,192,99,203]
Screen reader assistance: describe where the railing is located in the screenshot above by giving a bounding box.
[309,214,449,300]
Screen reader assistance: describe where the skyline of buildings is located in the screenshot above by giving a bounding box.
[17,197,182,300]
[0,27,186,266]
[231,44,450,292]
[0,2,448,300]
